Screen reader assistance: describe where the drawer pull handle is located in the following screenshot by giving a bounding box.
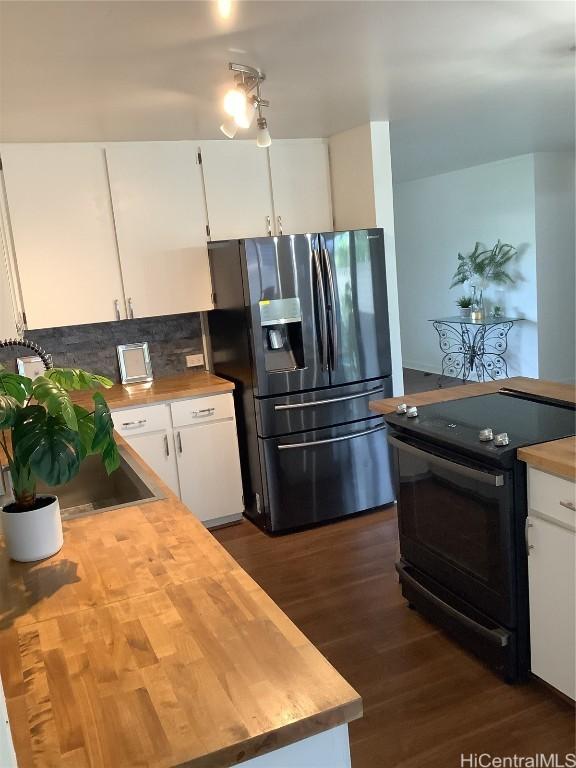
[121,419,147,428]
[560,499,576,512]
[192,408,215,418]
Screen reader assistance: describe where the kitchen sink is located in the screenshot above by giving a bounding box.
[1,447,165,521]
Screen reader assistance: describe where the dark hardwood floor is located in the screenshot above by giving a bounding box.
[213,509,575,767]
[403,367,462,394]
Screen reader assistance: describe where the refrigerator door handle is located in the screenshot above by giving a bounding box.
[278,423,386,450]
[312,247,329,372]
[274,385,386,410]
[322,244,338,371]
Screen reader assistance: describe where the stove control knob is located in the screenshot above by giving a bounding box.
[406,406,418,418]
[494,432,510,446]
[479,428,494,442]
[396,403,408,414]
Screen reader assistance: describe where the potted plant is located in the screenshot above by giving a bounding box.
[0,365,119,562]
[450,240,517,319]
[456,296,473,317]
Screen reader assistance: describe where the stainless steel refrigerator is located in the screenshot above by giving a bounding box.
[207,228,395,532]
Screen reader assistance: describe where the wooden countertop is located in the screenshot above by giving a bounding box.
[370,376,576,481]
[70,370,235,411]
[0,439,362,767]
[518,437,576,481]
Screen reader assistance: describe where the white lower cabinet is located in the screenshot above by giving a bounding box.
[112,393,243,528]
[124,430,180,498]
[175,419,244,525]
[527,467,576,699]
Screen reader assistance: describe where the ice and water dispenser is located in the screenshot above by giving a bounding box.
[259,297,305,373]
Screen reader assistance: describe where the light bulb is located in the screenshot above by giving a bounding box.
[220,117,238,139]
[234,101,256,129]
[217,0,232,19]
[223,88,247,117]
[256,116,271,148]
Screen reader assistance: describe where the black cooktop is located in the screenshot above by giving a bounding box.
[385,392,576,466]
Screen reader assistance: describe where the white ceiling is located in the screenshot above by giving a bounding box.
[0,1,573,180]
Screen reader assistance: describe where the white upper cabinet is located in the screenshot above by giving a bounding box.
[0,200,19,339]
[1,144,125,329]
[105,142,212,318]
[199,141,274,241]
[268,139,333,235]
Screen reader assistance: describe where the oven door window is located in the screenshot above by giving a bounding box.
[392,436,515,622]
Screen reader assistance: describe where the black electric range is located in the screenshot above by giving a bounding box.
[385,391,576,682]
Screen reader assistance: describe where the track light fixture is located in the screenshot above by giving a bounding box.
[220,62,271,147]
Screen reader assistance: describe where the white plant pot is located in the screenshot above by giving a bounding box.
[1,496,63,562]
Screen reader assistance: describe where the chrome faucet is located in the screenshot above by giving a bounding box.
[0,338,53,370]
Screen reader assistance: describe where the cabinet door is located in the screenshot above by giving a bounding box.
[123,430,180,498]
[0,237,17,340]
[269,139,332,235]
[199,141,274,240]
[0,144,125,328]
[105,142,212,318]
[175,420,243,525]
[528,515,576,699]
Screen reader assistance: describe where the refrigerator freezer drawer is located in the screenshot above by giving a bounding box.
[260,417,394,532]
[256,377,392,438]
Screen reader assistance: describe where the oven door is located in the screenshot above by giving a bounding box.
[389,433,517,627]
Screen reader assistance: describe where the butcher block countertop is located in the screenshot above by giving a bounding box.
[70,370,235,411]
[517,438,576,481]
[370,376,576,481]
[0,439,362,767]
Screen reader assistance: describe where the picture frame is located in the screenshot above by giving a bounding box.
[116,342,153,385]
[16,356,45,380]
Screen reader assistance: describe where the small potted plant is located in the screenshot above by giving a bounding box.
[456,296,473,318]
[0,365,119,562]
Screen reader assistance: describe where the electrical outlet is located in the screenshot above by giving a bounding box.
[186,353,205,368]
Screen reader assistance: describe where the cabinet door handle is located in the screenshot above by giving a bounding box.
[560,499,576,512]
[525,518,534,556]
[191,407,215,418]
[266,215,272,236]
[128,297,134,319]
[177,431,183,454]
[121,419,147,428]
[164,434,170,457]
[114,299,121,321]
[277,215,283,235]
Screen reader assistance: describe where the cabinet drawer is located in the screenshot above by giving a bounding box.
[170,393,234,427]
[112,403,171,436]
[528,468,576,530]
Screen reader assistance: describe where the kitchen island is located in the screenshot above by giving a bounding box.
[0,436,362,767]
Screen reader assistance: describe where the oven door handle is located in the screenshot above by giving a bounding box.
[396,563,510,647]
[388,435,505,487]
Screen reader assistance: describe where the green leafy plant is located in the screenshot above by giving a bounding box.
[0,366,119,512]
[451,241,517,289]
[456,296,473,309]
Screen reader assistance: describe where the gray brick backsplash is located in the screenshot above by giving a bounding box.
[0,313,203,382]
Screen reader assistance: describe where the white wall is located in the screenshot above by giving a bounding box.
[394,155,539,379]
[534,152,576,383]
[329,122,404,394]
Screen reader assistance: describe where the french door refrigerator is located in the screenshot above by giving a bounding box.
[208,228,395,532]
